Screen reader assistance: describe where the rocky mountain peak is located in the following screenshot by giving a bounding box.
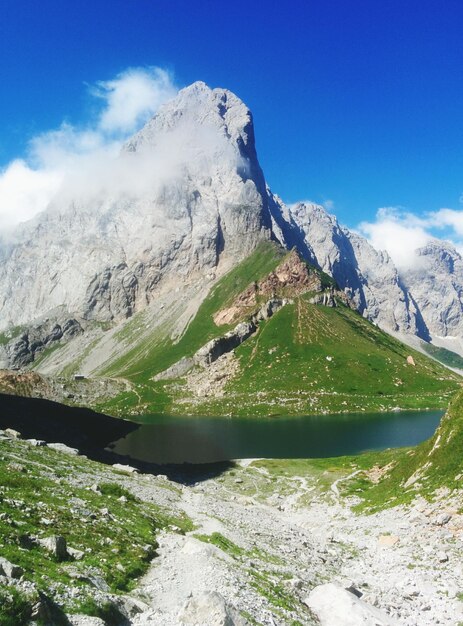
[400,240,463,338]
[124,80,258,171]
[1,81,463,362]
[0,81,273,334]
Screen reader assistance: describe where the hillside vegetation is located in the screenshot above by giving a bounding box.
[345,386,463,510]
[95,243,461,417]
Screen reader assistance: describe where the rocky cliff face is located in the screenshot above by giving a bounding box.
[0,82,272,332]
[400,241,463,339]
[269,201,463,344]
[270,201,422,337]
[1,80,462,365]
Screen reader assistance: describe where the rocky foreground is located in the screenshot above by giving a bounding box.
[0,428,462,626]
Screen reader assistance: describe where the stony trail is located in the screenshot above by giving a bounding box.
[124,464,463,626]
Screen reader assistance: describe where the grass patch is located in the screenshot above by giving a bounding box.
[422,341,463,371]
[193,532,244,558]
[73,597,124,625]
[0,437,192,614]
[176,296,461,416]
[0,586,32,626]
[98,482,137,501]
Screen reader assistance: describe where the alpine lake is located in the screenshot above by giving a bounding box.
[110,409,444,465]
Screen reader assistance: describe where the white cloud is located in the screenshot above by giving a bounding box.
[94,67,176,134]
[0,67,177,232]
[0,160,62,229]
[426,207,463,238]
[359,206,463,271]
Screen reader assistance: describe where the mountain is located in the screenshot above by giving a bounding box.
[269,200,421,337]
[0,81,273,331]
[92,245,459,417]
[0,80,462,383]
[401,241,463,341]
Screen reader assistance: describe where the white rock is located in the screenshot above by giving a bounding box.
[67,616,106,626]
[4,428,21,439]
[48,443,79,455]
[305,583,397,626]
[0,556,23,578]
[38,535,68,560]
[112,463,138,474]
[68,546,85,560]
[177,591,247,625]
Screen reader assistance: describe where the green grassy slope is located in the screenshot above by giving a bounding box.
[173,294,461,416]
[98,242,286,414]
[343,387,463,510]
[422,341,463,371]
[0,436,192,623]
[97,243,461,417]
[102,241,285,382]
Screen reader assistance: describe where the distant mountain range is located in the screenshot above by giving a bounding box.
[1,81,462,379]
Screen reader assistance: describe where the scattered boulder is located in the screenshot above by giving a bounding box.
[178,591,248,626]
[112,463,138,474]
[304,583,396,626]
[38,535,68,560]
[0,556,24,578]
[435,513,452,526]
[437,550,449,563]
[377,534,399,547]
[68,546,85,560]
[113,595,150,618]
[48,443,79,455]
[4,428,21,439]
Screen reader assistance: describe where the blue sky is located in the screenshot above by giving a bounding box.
[1,0,463,250]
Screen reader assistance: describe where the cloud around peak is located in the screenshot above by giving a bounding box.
[94,67,176,135]
[0,67,177,232]
[358,205,463,271]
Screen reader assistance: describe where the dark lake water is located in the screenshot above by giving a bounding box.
[110,409,444,464]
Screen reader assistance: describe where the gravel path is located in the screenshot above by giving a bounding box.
[125,466,463,625]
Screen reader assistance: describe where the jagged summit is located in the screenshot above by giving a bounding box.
[1,81,463,369]
[125,80,258,156]
[0,81,273,332]
[270,200,419,335]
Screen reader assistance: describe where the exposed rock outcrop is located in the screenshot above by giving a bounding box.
[0,82,273,333]
[214,250,327,326]
[0,319,84,369]
[270,201,420,337]
[195,298,286,367]
[3,318,83,368]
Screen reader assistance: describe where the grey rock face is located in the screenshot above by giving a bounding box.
[1,80,462,355]
[5,318,83,368]
[0,82,272,332]
[401,241,463,338]
[270,200,422,337]
[178,590,248,626]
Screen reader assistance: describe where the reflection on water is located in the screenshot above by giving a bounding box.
[111,410,444,465]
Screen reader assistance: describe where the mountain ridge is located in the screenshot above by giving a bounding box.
[1,80,463,373]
